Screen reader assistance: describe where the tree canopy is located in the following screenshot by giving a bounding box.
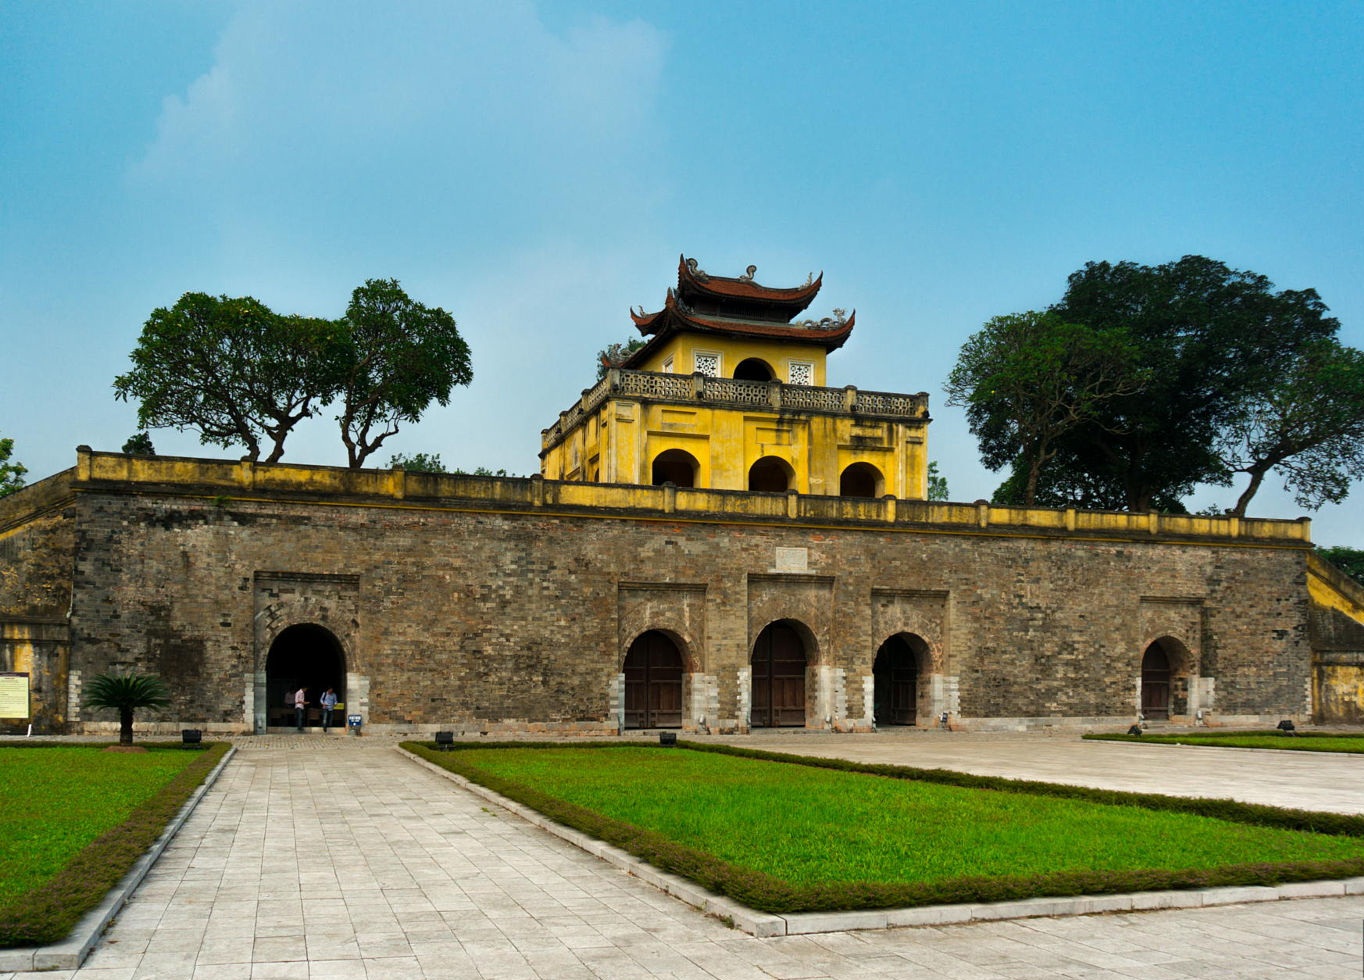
[944,311,1148,506]
[0,434,26,497]
[950,256,1360,515]
[388,451,448,473]
[114,293,341,463]
[334,279,472,469]
[115,281,469,469]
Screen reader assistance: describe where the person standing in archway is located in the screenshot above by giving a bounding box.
[294,686,309,732]
[320,688,338,731]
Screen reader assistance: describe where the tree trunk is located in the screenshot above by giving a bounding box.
[119,707,134,746]
[1231,467,1268,518]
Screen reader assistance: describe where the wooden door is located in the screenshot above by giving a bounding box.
[1141,643,1170,720]
[623,631,683,729]
[873,636,918,726]
[751,623,807,727]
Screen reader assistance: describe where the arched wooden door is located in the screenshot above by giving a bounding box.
[1141,642,1171,720]
[623,631,683,729]
[751,622,807,727]
[873,635,919,726]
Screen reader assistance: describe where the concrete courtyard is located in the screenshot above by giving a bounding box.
[2,730,1362,979]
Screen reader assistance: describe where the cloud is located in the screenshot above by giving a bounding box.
[128,2,669,252]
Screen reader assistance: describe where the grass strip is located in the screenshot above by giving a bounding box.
[0,742,229,948]
[1085,731,1364,753]
[405,740,1364,915]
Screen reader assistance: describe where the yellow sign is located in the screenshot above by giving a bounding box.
[0,673,31,719]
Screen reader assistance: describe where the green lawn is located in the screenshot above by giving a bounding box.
[1085,731,1364,753]
[407,741,1364,913]
[0,742,229,947]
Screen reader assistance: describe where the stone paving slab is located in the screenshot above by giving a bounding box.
[1,732,1362,978]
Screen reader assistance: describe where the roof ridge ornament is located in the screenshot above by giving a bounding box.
[685,257,709,280]
[738,264,757,282]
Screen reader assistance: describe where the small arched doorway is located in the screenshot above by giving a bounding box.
[748,456,794,493]
[266,624,346,730]
[840,462,884,498]
[1141,641,1171,720]
[873,634,926,726]
[734,357,775,381]
[651,449,700,488]
[622,630,684,729]
[751,621,808,727]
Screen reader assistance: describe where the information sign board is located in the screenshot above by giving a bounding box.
[0,672,31,719]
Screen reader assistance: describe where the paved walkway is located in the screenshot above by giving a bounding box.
[5,732,1364,979]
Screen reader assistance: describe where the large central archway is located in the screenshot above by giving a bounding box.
[751,621,808,727]
[266,624,346,730]
[622,630,684,729]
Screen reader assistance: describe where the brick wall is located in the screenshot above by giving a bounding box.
[58,475,1314,734]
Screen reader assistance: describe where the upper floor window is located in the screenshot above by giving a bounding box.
[788,361,814,386]
[694,351,720,377]
[734,358,775,381]
[662,356,674,374]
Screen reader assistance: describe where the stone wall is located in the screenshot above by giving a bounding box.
[47,452,1317,735]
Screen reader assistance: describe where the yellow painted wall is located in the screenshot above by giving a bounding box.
[546,330,928,496]
[634,335,832,385]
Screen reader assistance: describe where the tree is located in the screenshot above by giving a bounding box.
[122,432,156,456]
[334,279,472,469]
[1217,339,1364,515]
[81,671,171,746]
[927,461,949,501]
[0,434,26,497]
[114,294,342,463]
[945,311,1148,506]
[596,338,647,380]
[388,451,447,473]
[1005,256,1342,511]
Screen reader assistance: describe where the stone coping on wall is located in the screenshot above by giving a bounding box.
[42,447,1314,548]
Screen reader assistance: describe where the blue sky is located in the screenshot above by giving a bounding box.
[3,1,1362,545]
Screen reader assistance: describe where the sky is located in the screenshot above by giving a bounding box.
[3,1,1362,546]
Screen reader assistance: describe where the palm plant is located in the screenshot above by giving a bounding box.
[82,672,171,746]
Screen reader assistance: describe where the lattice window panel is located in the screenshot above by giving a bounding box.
[693,352,720,377]
[788,361,814,386]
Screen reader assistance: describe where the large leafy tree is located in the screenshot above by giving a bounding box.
[945,311,1148,506]
[1217,339,1364,516]
[0,434,26,497]
[114,294,342,463]
[1051,256,1341,510]
[82,672,171,746]
[334,279,472,469]
[973,256,1344,512]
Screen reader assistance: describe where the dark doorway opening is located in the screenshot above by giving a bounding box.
[873,634,924,726]
[840,462,884,498]
[751,621,807,727]
[266,624,346,729]
[748,456,793,493]
[623,630,684,729]
[1141,642,1171,720]
[651,449,699,488]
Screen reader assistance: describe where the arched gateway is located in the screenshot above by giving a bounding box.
[873,634,927,726]
[751,621,808,727]
[622,630,684,729]
[265,624,346,730]
[1141,641,1172,720]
